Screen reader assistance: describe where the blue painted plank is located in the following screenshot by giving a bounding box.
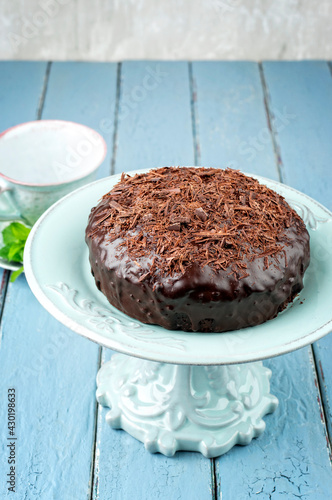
[217,349,332,499]
[2,60,330,499]
[0,269,8,323]
[192,61,332,498]
[192,61,279,178]
[94,61,213,500]
[115,61,194,173]
[0,61,47,297]
[262,61,332,444]
[262,61,332,206]
[0,61,47,131]
[0,61,47,324]
[0,276,100,499]
[0,61,118,499]
[314,337,332,441]
[42,61,118,178]
[0,270,8,307]
[0,60,46,347]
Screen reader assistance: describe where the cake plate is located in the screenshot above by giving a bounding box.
[24,169,332,458]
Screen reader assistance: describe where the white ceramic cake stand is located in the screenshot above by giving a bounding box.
[24,169,332,458]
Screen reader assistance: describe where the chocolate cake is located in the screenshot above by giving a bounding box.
[85,167,310,332]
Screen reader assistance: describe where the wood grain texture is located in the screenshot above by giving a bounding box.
[0,66,47,493]
[0,269,8,318]
[0,61,48,129]
[0,61,118,499]
[0,276,100,499]
[0,62,47,301]
[0,61,331,500]
[93,61,213,500]
[313,338,332,443]
[191,61,279,178]
[193,61,332,499]
[262,61,332,450]
[0,60,46,375]
[262,61,332,201]
[217,349,332,499]
[114,61,194,174]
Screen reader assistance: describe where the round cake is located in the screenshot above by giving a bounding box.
[86,167,310,332]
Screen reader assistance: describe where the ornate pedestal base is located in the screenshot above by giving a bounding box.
[96,355,278,458]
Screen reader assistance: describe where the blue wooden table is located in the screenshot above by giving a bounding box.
[0,61,332,499]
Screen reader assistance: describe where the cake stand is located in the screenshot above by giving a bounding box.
[24,169,332,458]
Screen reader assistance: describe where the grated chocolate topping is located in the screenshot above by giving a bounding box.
[87,167,306,279]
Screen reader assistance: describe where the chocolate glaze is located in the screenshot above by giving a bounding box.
[86,193,310,333]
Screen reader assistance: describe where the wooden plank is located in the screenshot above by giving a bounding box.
[262,61,332,204]
[0,61,118,499]
[314,337,332,442]
[0,61,48,130]
[191,61,279,178]
[2,60,330,499]
[42,61,118,178]
[114,61,194,173]
[262,61,332,445]
[192,61,332,498]
[94,61,213,500]
[0,61,47,322]
[0,277,100,499]
[217,349,332,499]
[0,62,47,295]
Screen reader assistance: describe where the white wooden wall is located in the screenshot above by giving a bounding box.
[1,0,331,61]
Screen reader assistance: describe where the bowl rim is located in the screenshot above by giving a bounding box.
[0,119,107,188]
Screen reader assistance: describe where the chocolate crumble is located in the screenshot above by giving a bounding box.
[87,167,305,280]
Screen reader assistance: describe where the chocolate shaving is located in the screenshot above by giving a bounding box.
[88,167,305,278]
[109,200,125,211]
[168,223,181,231]
[170,215,191,224]
[195,207,208,222]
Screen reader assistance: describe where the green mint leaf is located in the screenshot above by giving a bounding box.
[16,246,25,262]
[8,243,24,262]
[10,222,31,240]
[10,267,24,282]
[3,222,30,245]
[0,245,10,260]
[2,226,17,245]
[0,244,24,263]
[3,222,31,245]
[0,222,31,265]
